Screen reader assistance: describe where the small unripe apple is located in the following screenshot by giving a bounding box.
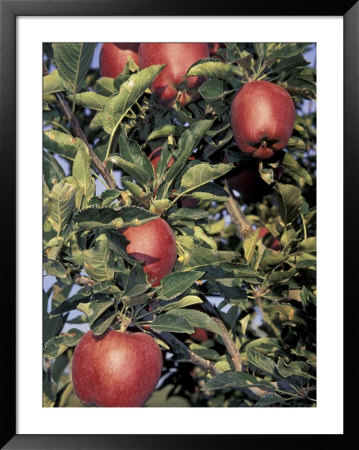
[227,160,283,203]
[148,147,199,208]
[100,43,139,78]
[138,43,210,108]
[258,227,282,251]
[230,81,295,159]
[122,217,177,287]
[72,329,163,407]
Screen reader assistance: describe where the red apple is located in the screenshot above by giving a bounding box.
[72,329,163,407]
[230,80,295,159]
[227,160,283,203]
[208,43,225,58]
[138,43,210,108]
[100,43,139,78]
[258,227,282,251]
[189,304,215,342]
[190,328,214,343]
[148,146,174,172]
[122,217,177,287]
[148,147,199,208]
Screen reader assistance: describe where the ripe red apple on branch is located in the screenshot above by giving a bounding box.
[100,43,139,78]
[72,330,163,407]
[122,217,177,287]
[230,80,296,159]
[138,43,209,108]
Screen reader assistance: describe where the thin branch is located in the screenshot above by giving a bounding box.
[158,331,221,377]
[224,180,254,240]
[43,64,118,190]
[211,317,243,371]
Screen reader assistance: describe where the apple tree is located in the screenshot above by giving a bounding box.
[43,42,316,408]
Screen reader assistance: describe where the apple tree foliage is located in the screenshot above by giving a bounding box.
[43,42,316,408]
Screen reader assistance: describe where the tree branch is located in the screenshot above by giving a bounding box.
[224,180,254,240]
[43,64,118,190]
[211,317,243,371]
[158,331,221,377]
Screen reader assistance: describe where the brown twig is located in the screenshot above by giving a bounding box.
[43,64,118,190]
[212,317,243,371]
[224,180,254,240]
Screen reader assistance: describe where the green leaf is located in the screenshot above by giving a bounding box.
[68,92,108,111]
[277,358,313,379]
[264,305,307,327]
[281,152,312,185]
[43,151,65,189]
[201,371,273,392]
[43,328,84,359]
[158,271,205,300]
[246,346,277,376]
[73,206,158,231]
[169,209,208,221]
[179,163,233,195]
[147,124,186,141]
[243,229,260,264]
[102,64,164,134]
[77,298,114,327]
[49,287,92,317]
[189,344,220,361]
[43,260,68,279]
[43,70,64,95]
[83,234,114,281]
[52,43,96,93]
[216,279,248,308]
[150,314,195,334]
[177,239,238,271]
[109,132,153,186]
[157,120,213,199]
[184,183,229,202]
[110,155,152,187]
[47,180,76,233]
[258,392,286,407]
[299,237,316,252]
[55,382,74,407]
[198,79,233,102]
[169,309,222,335]
[43,291,64,343]
[160,295,203,311]
[72,146,95,208]
[43,130,85,161]
[229,263,262,281]
[96,77,117,96]
[121,264,150,306]
[186,59,236,79]
[43,375,56,407]
[91,309,117,336]
[274,183,303,225]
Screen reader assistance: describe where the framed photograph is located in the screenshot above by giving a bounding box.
[1,0,356,448]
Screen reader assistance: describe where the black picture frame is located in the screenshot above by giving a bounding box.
[1,0,357,448]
